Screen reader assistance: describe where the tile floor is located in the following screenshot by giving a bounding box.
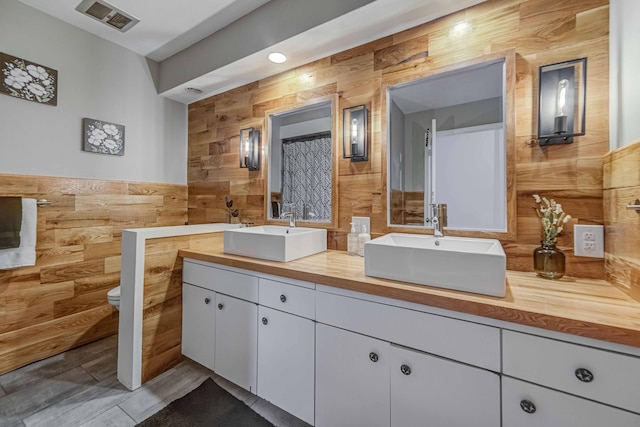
[0,335,310,427]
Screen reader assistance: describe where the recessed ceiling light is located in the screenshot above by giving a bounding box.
[268,52,287,64]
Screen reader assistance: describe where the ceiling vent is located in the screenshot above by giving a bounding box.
[75,0,140,33]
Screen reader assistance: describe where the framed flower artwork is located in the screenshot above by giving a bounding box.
[82,118,125,156]
[0,53,58,106]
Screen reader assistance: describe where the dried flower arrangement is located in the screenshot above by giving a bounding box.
[533,195,571,245]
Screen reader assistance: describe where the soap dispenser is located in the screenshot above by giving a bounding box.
[358,224,370,257]
[348,223,359,256]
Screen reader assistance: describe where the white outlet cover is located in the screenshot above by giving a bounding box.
[574,224,604,258]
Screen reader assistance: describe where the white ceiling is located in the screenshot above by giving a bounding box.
[18,0,487,104]
[19,0,272,61]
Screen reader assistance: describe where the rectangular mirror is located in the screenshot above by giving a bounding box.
[266,96,338,228]
[385,53,515,238]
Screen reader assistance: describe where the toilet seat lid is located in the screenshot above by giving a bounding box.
[108,286,121,299]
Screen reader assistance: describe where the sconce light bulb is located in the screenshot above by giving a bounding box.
[556,78,569,116]
[553,78,570,135]
[351,118,358,143]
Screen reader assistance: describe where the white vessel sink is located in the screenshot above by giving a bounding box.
[224,226,327,262]
[364,233,506,297]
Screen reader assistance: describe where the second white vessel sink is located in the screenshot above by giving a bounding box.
[364,233,506,297]
[224,226,327,262]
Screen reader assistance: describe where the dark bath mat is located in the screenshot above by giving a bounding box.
[136,378,274,427]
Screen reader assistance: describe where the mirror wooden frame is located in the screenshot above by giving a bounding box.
[263,93,340,230]
[381,50,517,241]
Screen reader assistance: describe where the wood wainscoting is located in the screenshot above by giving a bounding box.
[604,142,640,301]
[187,0,609,279]
[140,233,222,384]
[0,173,187,375]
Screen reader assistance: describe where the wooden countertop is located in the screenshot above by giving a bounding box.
[180,236,640,348]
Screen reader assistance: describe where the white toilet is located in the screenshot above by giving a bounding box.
[107,286,120,311]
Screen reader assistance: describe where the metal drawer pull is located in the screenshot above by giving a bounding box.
[369,352,379,363]
[262,317,268,325]
[575,368,594,383]
[280,294,287,303]
[217,303,224,310]
[520,400,536,414]
[400,364,411,375]
[204,297,210,304]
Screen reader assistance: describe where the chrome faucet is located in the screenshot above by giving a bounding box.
[280,203,297,228]
[432,203,447,238]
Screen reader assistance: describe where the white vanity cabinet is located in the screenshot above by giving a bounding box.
[181,260,259,393]
[181,258,640,427]
[390,345,500,427]
[182,260,315,421]
[502,330,640,426]
[316,323,390,427]
[181,282,216,370]
[315,290,501,427]
[181,282,258,391]
[215,293,258,393]
[502,377,640,427]
[257,278,316,425]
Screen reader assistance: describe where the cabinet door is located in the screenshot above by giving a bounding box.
[214,294,258,393]
[257,306,315,425]
[181,283,215,370]
[316,323,390,427]
[390,344,500,427]
[503,377,640,427]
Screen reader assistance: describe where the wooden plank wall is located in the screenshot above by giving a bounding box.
[0,173,187,375]
[140,232,221,384]
[187,0,609,279]
[604,141,640,301]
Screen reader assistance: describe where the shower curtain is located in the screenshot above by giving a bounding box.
[281,133,331,222]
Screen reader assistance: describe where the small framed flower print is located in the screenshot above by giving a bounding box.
[0,53,58,106]
[83,118,125,156]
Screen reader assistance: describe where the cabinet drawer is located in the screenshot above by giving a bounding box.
[502,377,640,427]
[391,344,500,427]
[259,278,315,319]
[316,291,500,371]
[503,330,640,413]
[183,260,258,303]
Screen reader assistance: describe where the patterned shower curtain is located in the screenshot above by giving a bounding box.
[281,133,332,222]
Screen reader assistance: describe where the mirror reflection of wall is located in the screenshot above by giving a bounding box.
[269,101,332,222]
[388,59,506,232]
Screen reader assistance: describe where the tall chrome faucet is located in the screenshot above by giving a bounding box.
[280,203,297,228]
[432,203,447,237]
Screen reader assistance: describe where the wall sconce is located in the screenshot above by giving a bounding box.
[343,105,368,162]
[239,127,260,170]
[538,58,587,145]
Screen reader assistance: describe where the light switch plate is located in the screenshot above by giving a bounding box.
[351,216,370,233]
[574,224,604,258]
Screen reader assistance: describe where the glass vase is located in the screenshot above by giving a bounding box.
[533,241,565,279]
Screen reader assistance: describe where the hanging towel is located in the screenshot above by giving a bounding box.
[0,196,22,249]
[0,198,37,269]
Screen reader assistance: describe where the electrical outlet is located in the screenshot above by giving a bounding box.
[574,225,604,258]
[351,216,370,233]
